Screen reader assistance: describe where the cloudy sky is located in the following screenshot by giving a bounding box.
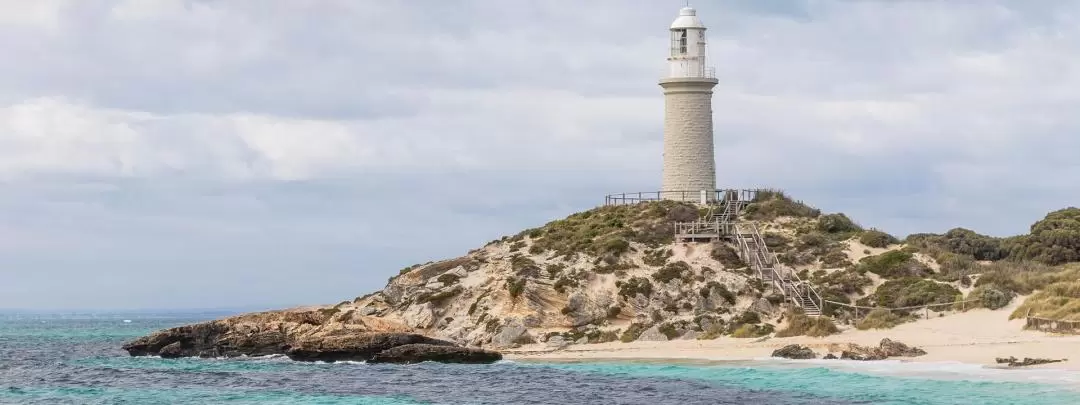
[1,0,1078,310]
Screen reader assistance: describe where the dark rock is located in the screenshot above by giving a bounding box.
[772,344,817,360]
[121,321,285,358]
[878,338,926,357]
[997,357,1068,367]
[823,353,838,360]
[368,344,503,364]
[840,347,887,361]
[285,332,457,362]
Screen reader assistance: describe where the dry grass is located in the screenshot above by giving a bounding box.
[775,310,840,337]
[855,309,911,330]
[1011,281,1080,321]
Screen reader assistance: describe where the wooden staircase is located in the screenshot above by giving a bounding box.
[733,222,824,317]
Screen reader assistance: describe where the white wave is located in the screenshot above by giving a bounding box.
[750,356,1080,386]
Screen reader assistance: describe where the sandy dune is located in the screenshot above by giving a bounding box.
[505,301,1080,370]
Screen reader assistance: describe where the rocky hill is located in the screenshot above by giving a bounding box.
[125,191,1080,357]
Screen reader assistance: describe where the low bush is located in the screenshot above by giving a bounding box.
[742,190,821,220]
[653,261,692,283]
[506,277,527,299]
[859,229,898,248]
[775,310,840,337]
[855,309,910,330]
[966,284,1015,310]
[620,322,652,342]
[710,243,746,269]
[643,248,673,266]
[856,250,931,279]
[818,213,862,234]
[861,278,960,309]
[813,268,873,295]
[618,277,654,299]
[730,323,774,338]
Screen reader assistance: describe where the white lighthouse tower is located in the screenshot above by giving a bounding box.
[660,6,719,203]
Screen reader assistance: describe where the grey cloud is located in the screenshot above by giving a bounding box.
[2,0,1080,308]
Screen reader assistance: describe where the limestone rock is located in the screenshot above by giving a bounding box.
[546,335,569,349]
[448,267,468,278]
[490,319,528,349]
[771,344,817,360]
[823,353,838,360]
[878,338,926,357]
[679,330,700,340]
[636,325,670,342]
[402,302,435,329]
[368,344,502,364]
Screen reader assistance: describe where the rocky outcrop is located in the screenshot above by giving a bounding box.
[878,338,927,357]
[121,308,501,364]
[369,344,503,364]
[285,332,457,362]
[771,344,817,359]
[832,338,926,361]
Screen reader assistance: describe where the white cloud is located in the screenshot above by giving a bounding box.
[2,0,1080,308]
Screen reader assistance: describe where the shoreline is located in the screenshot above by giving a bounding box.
[503,304,1080,380]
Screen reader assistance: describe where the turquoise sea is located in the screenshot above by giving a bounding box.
[1,312,1079,404]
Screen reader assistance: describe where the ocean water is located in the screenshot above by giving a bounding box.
[2,313,1079,404]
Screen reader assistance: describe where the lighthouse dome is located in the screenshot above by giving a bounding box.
[670,7,705,29]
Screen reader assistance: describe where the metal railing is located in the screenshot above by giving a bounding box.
[735,222,824,315]
[603,189,762,206]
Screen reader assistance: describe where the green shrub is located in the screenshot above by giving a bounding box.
[546,263,567,278]
[510,255,541,277]
[509,240,526,252]
[620,322,652,342]
[907,228,1007,261]
[528,244,545,255]
[1004,208,1080,265]
[813,268,872,295]
[860,229,898,248]
[742,190,821,220]
[818,213,862,234]
[820,250,852,268]
[967,285,1015,310]
[643,248,673,266]
[600,237,631,256]
[506,277,527,299]
[658,323,681,339]
[862,278,960,309]
[618,277,654,299]
[855,309,910,330]
[856,250,931,279]
[653,261,691,283]
[775,310,840,337]
[710,243,746,269]
[554,276,580,293]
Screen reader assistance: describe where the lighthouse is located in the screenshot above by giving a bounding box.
[660,6,719,203]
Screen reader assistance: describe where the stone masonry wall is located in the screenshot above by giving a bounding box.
[660,79,717,201]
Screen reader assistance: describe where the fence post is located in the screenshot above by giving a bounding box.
[925,306,929,320]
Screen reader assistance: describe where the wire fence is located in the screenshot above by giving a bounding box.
[1024,309,1080,334]
[821,298,983,321]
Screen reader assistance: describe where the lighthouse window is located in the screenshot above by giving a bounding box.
[671,29,688,56]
